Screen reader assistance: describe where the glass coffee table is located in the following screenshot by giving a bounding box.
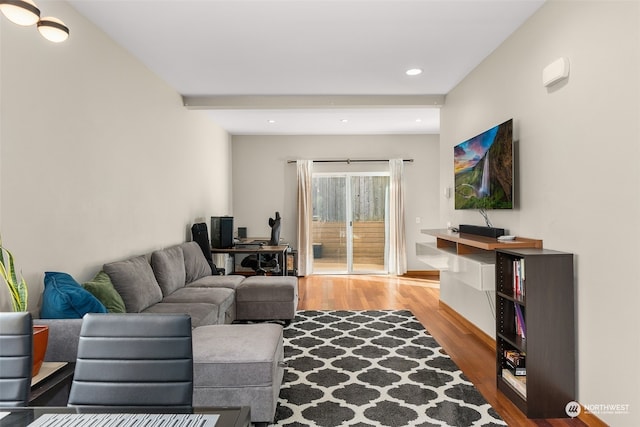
[0,406,250,427]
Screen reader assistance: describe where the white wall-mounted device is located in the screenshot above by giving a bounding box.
[542,57,570,87]
[443,187,451,199]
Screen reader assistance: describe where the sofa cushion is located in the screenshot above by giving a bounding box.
[181,242,212,283]
[151,245,186,296]
[40,272,108,319]
[187,274,245,290]
[142,302,218,328]
[81,271,126,313]
[235,276,298,321]
[236,276,298,302]
[192,324,285,423]
[161,287,235,324]
[103,255,163,313]
[192,324,284,388]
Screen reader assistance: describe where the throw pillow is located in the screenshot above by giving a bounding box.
[40,271,108,319]
[181,242,212,283]
[103,255,163,313]
[82,271,126,313]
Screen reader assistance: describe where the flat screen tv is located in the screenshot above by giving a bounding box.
[454,119,513,209]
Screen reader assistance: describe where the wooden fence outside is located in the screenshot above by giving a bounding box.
[312,220,386,264]
[312,175,388,222]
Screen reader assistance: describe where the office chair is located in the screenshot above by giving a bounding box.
[268,212,281,246]
[241,212,282,275]
[191,222,224,275]
[68,313,193,408]
[0,312,33,407]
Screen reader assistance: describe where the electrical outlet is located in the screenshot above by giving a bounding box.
[416,217,421,224]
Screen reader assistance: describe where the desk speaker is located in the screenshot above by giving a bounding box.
[459,224,505,238]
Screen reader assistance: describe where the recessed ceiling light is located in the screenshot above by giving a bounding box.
[406,68,423,76]
[415,118,423,123]
[340,119,349,123]
[267,119,276,124]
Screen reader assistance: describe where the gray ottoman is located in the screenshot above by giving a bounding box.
[235,276,298,322]
[192,324,284,424]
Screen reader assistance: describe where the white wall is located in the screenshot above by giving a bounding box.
[440,1,639,425]
[231,134,439,271]
[0,2,232,312]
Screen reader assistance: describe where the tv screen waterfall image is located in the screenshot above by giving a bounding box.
[454,119,513,209]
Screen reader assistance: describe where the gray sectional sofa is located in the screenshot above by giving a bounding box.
[103,242,246,326]
[35,241,299,424]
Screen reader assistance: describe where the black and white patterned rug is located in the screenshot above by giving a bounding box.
[271,310,506,427]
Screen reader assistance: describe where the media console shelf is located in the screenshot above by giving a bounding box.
[424,229,543,252]
[418,229,542,291]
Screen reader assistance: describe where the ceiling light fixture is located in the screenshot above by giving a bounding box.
[406,68,423,76]
[0,0,69,42]
[340,119,349,123]
[37,17,69,42]
[0,0,39,25]
[267,119,276,124]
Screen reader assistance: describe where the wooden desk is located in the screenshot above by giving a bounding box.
[29,362,75,406]
[212,245,289,276]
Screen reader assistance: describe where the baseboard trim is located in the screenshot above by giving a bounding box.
[403,270,440,280]
[577,408,608,427]
[438,302,607,427]
[438,300,495,351]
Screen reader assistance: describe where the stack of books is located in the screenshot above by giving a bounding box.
[504,349,526,375]
[502,369,527,398]
[502,349,526,398]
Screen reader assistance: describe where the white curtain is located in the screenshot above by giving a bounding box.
[296,160,314,276]
[389,159,407,275]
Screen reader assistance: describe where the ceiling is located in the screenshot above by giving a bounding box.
[68,0,545,135]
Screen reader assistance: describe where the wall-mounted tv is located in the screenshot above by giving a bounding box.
[454,119,513,209]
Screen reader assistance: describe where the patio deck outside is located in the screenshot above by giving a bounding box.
[312,220,386,273]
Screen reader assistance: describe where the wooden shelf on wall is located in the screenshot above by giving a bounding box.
[424,229,543,253]
[417,229,543,292]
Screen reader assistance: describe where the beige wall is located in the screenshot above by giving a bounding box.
[231,134,440,270]
[440,1,639,425]
[0,2,232,312]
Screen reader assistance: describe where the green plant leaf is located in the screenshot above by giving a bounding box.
[0,237,28,312]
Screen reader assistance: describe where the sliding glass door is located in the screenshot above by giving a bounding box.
[351,174,389,273]
[311,172,389,274]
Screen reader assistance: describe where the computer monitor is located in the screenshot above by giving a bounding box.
[211,216,234,248]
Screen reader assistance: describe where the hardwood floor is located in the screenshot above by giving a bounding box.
[296,275,605,427]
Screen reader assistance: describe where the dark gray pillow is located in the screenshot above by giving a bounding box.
[181,242,212,283]
[151,245,186,296]
[103,255,163,313]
